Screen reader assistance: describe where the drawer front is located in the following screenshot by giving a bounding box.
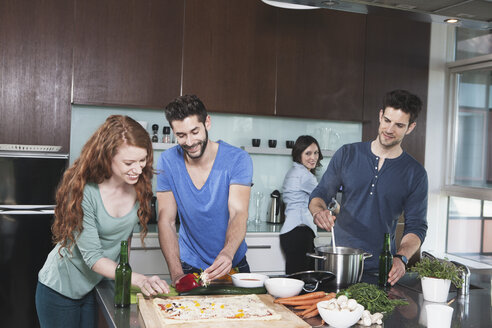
[245,235,285,274]
[129,248,169,277]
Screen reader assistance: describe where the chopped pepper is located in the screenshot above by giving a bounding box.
[175,273,202,293]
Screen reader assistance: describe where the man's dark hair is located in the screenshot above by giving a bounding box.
[382,90,423,124]
[164,95,208,126]
[292,135,323,174]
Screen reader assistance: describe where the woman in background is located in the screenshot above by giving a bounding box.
[280,135,323,274]
[35,115,169,328]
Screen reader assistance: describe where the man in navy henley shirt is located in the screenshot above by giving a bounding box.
[309,90,428,286]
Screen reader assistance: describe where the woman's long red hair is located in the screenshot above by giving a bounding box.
[52,115,154,254]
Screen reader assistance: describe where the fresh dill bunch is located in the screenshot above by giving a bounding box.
[336,282,408,314]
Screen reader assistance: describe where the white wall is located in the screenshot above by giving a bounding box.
[422,23,454,254]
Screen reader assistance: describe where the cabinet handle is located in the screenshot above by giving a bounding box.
[130,246,161,250]
[248,245,272,249]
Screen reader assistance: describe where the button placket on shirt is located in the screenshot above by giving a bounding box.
[370,156,379,196]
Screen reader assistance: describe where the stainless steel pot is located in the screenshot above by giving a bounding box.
[306,246,372,288]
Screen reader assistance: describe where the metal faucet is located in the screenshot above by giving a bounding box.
[451,260,471,296]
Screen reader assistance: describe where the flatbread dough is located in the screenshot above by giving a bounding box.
[153,294,281,325]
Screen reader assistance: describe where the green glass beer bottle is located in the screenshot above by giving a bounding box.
[378,233,393,288]
[114,240,132,308]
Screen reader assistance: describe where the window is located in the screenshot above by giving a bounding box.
[445,28,492,199]
[447,197,492,256]
[453,69,492,189]
[445,27,492,262]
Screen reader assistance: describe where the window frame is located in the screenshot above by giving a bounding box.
[444,55,492,201]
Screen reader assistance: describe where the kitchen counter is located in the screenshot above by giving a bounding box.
[96,270,492,327]
[133,221,331,236]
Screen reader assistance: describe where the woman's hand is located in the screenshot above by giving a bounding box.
[135,274,170,296]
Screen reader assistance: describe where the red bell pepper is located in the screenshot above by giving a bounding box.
[175,273,201,293]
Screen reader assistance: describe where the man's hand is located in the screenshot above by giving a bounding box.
[171,273,188,287]
[204,252,233,281]
[313,209,336,231]
[387,258,406,286]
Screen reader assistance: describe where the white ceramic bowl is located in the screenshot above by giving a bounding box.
[231,273,269,288]
[264,278,304,298]
[317,301,364,328]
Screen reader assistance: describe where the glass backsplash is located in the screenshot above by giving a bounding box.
[71,105,362,221]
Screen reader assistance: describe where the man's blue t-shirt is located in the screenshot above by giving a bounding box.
[156,140,253,270]
[310,141,428,272]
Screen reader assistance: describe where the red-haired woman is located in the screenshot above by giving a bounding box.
[35,115,169,327]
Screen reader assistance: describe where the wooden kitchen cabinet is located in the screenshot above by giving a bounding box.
[0,0,73,152]
[182,0,277,115]
[73,0,184,108]
[276,9,366,121]
[362,15,430,165]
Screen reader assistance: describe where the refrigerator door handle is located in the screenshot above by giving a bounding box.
[0,209,54,215]
[0,205,55,210]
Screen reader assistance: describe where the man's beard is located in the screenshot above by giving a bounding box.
[181,130,208,159]
[377,131,401,149]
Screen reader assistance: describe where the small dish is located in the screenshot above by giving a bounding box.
[231,273,269,288]
[264,278,304,298]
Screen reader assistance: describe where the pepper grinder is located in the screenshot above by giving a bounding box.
[162,126,171,143]
[151,124,159,143]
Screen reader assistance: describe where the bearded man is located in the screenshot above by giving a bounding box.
[156,95,253,286]
[309,89,428,286]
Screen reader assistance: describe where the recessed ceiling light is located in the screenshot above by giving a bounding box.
[444,18,460,24]
[322,0,339,6]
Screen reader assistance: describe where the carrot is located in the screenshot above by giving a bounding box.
[275,298,326,306]
[274,291,326,303]
[302,308,319,319]
[293,305,312,310]
[298,303,318,317]
[298,293,336,316]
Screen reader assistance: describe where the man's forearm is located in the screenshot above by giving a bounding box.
[221,213,247,260]
[158,220,183,282]
[396,233,421,259]
[309,197,328,216]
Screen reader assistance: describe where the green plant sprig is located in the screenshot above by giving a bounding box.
[336,283,408,314]
[409,257,464,288]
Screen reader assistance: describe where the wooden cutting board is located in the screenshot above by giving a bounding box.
[137,293,310,328]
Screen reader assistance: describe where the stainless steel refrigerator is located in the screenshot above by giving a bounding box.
[0,149,68,327]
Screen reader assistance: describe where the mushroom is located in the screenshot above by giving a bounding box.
[361,316,372,326]
[371,312,384,324]
[347,299,358,311]
[336,295,348,305]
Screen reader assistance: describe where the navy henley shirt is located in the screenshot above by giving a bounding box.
[310,141,428,272]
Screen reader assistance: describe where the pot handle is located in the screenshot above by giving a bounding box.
[363,252,373,259]
[303,281,319,293]
[306,253,327,260]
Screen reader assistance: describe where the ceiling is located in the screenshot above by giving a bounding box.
[266,0,492,30]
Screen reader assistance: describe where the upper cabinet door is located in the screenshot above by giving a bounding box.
[182,0,277,115]
[276,9,366,121]
[73,0,184,108]
[0,0,73,152]
[362,15,430,165]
